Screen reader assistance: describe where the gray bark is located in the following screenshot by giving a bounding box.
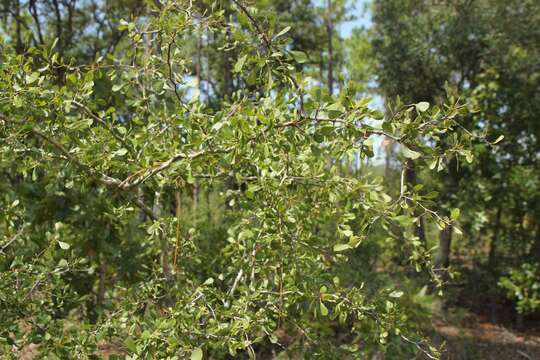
[435,224,453,271]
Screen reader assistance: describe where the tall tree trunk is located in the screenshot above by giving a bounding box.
[529,222,540,260]
[196,26,202,91]
[192,183,199,210]
[326,0,334,95]
[405,159,426,245]
[29,0,44,45]
[173,191,182,270]
[52,0,63,55]
[488,205,503,267]
[96,259,106,309]
[14,0,23,54]
[488,204,503,323]
[223,12,232,98]
[193,27,202,208]
[319,50,325,88]
[435,224,452,271]
[138,187,146,223]
[153,188,174,303]
[383,102,394,179]
[435,158,459,275]
[384,141,393,179]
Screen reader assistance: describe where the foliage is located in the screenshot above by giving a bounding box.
[499,263,540,315]
[370,0,540,317]
[0,1,477,359]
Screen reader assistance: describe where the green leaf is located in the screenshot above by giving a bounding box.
[234,55,247,73]
[58,259,68,267]
[26,72,39,84]
[389,290,404,298]
[371,110,384,120]
[274,26,291,39]
[424,191,439,199]
[191,348,203,360]
[290,50,308,64]
[465,151,474,163]
[112,84,125,92]
[115,148,128,157]
[124,337,137,353]
[415,101,429,112]
[402,147,421,160]
[333,243,351,252]
[58,241,70,250]
[450,208,460,221]
[394,215,412,226]
[341,229,353,237]
[319,301,329,316]
[327,102,345,112]
[382,121,393,133]
[13,96,23,108]
[349,235,363,248]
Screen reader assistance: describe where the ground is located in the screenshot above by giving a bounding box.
[435,308,540,360]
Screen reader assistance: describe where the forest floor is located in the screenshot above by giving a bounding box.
[435,308,540,360]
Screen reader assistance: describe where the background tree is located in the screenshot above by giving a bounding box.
[370,0,540,324]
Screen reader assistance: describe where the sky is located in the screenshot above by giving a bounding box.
[336,0,387,164]
[339,0,372,38]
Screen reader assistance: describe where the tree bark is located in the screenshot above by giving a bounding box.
[436,157,459,274]
[488,205,503,267]
[153,188,174,303]
[405,159,427,245]
[326,0,334,95]
[529,222,540,260]
[173,191,182,270]
[435,224,453,271]
[223,11,232,98]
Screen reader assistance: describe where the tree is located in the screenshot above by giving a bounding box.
[370,0,540,318]
[1,0,476,357]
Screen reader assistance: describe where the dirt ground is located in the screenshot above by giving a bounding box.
[434,310,540,360]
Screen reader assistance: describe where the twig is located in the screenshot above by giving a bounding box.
[231,0,271,48]
[224,268,244,308]
[400,334,439,360]
[1,224,27,254]
[71,100,137,157]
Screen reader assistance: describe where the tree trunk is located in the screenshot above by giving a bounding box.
[435,157,459,274]
[405,159,426,245]
[435,224,453,271]
[319,50,325,89]
[14,0,24,54]
[223,12,232,98]
[173,191,182,270]
[326,0,334,95]
[153,188,174,303]
[529,222,540,260]
[384,138,395,179]
[488,205,503,267]
[96,260,106,309]
[192,25,200,207]
[192,183,199,210]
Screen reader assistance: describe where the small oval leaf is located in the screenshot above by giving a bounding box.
[58,241,70,250]
[191,347,203,360]
[415,101,429,112]
[333,243,351,252]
